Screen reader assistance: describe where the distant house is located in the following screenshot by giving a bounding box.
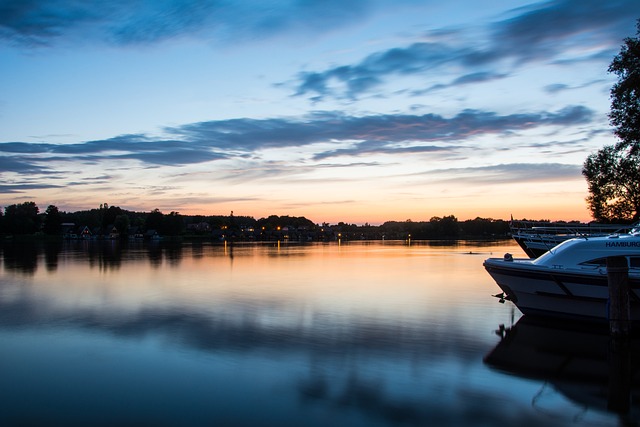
[79,226,92,239]
[128,226,144,239]
[62,223,77,239]
[187,222,211,233]
[106,225,119,240]
[145,229,161,240]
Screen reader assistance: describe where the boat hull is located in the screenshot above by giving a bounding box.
[512,234,564,258]
[484,259,640,322]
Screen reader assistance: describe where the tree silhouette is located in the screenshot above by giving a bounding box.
[43,205,63,235]
[609,20,640,154]
[583,20,640,222]
[4,201,40,234]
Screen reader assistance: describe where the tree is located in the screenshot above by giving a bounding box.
[162,211,184,236]
[4,201,40,234]
[429,215,459,238]
[43,205,63,235]
[609,20,640,154]
[583,20,640,221]
[102,205,124,229]
[114,214,130,237]
[583,146,640,221]
[145,208,164,232]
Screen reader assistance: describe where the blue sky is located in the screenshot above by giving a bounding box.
[1,0,639,223]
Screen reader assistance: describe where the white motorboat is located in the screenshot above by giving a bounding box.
[484,231,640,321]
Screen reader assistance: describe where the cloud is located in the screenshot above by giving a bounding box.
[0,106,594,171]
[171,106,593,153]
[544,83,570,94]
[0,183,62,193]
[0,134,229,170]
[293,0,640,100]
[491,0,637,63]
[313,142,458,161]
[0,0,381,47]
[412,71,509,95]
[543,78,608,94]
[422,163,582,184]
[294,42,467,100]
[0,155,52,174]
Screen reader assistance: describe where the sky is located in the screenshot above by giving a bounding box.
[1,0,639,224]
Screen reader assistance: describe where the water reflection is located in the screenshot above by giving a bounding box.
[484,316,640,423]
[0,296,492,425]
[0,238,510,275]
[4,240,619,426]
[0,240,194,275]
[0,280,484,357]
[1,241,41,274]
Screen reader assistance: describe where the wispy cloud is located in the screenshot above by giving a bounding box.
[543,78,608,94]
[0,133,229,169]
[421,163,582,184]
[0,183,62,193]
[491,0,636,62]
[0,0,384,47]
[412,71,509,96]
[292,0,640,100]
[0,106,594,172]
[172,106,594,151]
[0,155,54,174]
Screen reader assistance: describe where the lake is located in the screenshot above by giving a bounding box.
[0,239,636,426]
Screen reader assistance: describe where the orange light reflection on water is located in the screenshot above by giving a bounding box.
[0,240,522,333]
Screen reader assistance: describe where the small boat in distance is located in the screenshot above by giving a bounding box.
[484,230,640,322]
[509,219,634,258]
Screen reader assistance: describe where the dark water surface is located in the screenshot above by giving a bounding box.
[0,240,635,426]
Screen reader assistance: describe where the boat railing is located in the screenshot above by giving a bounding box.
[510,220,635,238]
[509,220,637,256]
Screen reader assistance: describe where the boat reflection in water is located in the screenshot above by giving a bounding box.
[484,316,640,422]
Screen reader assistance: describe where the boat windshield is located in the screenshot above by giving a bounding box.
[532,238,577,264]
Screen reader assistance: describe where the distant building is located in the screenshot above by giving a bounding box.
[187,222,211,233]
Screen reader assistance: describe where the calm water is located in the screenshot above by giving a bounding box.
[0,239,636,426]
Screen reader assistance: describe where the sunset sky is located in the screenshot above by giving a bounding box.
[1,0,639,224]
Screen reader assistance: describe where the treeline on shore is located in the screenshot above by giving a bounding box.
[0,200,545,241]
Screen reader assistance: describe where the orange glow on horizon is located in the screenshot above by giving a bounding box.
[6,176,594,225]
